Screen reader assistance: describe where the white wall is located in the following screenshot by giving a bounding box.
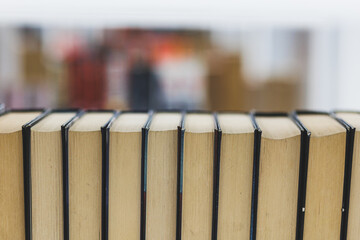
[0,0,360,28]
[336,27,360,110]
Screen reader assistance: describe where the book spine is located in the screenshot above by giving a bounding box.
[250,112,262,240]
[61,111,84,240]
[211,113,222,240]
[291,112,311,240]
[176,113,185,240]
[101,111,120,240]
[140,112,153,240]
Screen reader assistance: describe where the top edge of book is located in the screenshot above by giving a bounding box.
[32,112,77,132]
[336,112,360,130]
[297,114,346,137]
[0,112,42,133]
[185,113,214,133]
[218,113,254,134]
[256,116,301,139]
[111,112,149,133]
[70,112,113,132]
[150,113,182,132]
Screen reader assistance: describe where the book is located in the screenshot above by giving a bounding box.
[2,108,360,239]
[334,112,359,240]
[29,111,77,240]
[0,110,43,240]
[146,112,182,239]
[295,112,347,240]
[181,113,216,240]
[67,111,114,239]
[254,113,302,240]
[107,112,150,240]
[216,113,254,239]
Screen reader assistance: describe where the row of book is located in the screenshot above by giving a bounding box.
[0,105,360,240]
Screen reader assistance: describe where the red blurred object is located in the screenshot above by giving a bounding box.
[66,48,107,109]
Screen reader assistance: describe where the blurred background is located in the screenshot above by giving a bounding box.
[0,0,359,111]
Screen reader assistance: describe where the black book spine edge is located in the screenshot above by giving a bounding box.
[101,111,121,240]
[211,113,222,240]
[249,111,262,240]
[295,110,329,115]
[140,111,154,240]
[331,112,356,240]
[22,109,52,240]
[176,112,185,240]
[252,111,288,117]
[291,111,311,240]
[61,110,85,240]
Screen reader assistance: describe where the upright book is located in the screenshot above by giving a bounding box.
[145,112,182,239]
[66,111,114,239]
[107,112,150,240]
[294,111,349,240]
[0,110,45,240]
[216,113,254,240]
[334,112,358,240]
[29,110,78,240]
[181,113,218,240]
[253,113,302,240]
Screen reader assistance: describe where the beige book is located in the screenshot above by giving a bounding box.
[335,112,360,240]
[217,113,254,240]
[68,112,113,240]
[0,111,41,240]
[256,116,301,240]
[31,112,76,240]
[182,113,215,240]
[297,114,346,240]
[146,113,182,240]
[108,113,149,240]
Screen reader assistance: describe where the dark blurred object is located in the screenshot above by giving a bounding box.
[128,54,164,110]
